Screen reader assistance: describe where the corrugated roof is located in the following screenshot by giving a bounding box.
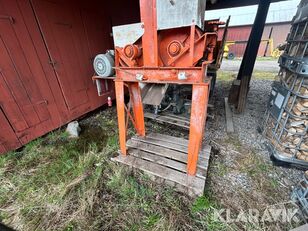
[205,0,300,26]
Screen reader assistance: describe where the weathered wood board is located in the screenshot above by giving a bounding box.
[112,133,211,197]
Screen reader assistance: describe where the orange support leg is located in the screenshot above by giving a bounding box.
[187,84,209,175]
[128,83,146,136]
[115,81,127,155]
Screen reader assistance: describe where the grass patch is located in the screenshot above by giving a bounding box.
[191,195,228,231]
[252,71,276,80]
[1,107,293,230]
[256,56,279,61]
[192,196,213,213]
[217,70,276,83]
[0,109,119,231]
[217,70,236,82]
[224,136,278,193]
[0,108,226,231]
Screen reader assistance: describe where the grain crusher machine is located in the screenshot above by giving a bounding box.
[93,0,225,196]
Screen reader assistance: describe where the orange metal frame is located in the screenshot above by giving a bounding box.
[114,0,213,175]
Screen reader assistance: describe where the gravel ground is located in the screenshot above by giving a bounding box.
[232,80,272,150]
[207,78,303,200]
[201,78,305,229]
[221,60,280,73]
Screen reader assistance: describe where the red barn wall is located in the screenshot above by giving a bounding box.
[218,23,291,57]
[0,0,140,154]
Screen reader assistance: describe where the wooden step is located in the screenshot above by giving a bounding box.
[112,133,211,197]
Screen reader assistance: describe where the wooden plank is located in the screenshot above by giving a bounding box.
[224,97,234,133]
[159,113,190,123]
[147,133,211,159]
[130,135,211,161]
[144,110,214,127]
[147,133,189,147]
[156,116,189,127]
[112,155,205,196]
[127,139,188,161]
[145,112,189,125]
[144,112,189,129]
[127,139,209,166]
[132,135,211,161]
[127,140,209,169]
[132,136,188,153]
[201,146,212,160]
[128,149,206,179]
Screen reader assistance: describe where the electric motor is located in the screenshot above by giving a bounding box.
[93,50,115,77]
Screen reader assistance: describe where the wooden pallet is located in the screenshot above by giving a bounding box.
[111,133,211,197]
[144,112,190,129]
[144,109,214,129]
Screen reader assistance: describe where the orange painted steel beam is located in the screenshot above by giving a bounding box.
[189,24,196,66]
[115,81,127,155]
[128,83,145,136]
[187,83,209,175]
[124,103,137,131]
[140,0,158,66]
[116,68,210,84]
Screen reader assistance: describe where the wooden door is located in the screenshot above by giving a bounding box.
[31,0,90,112]
[0,0,116,154]
[0,0,59,144]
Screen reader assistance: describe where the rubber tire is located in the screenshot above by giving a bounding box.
[227,52,235,60]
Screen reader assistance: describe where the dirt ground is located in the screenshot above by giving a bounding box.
[0,70,306,231]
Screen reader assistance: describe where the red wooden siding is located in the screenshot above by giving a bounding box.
[0,109,21,152]
[32,0,91,112]
[0,0,124,154]
[218,23,291,57]
[0,0,57,145]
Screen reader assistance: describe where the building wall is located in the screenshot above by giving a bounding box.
[0,0,140,154]
[218,23,291,57]
[206,0,299,27]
